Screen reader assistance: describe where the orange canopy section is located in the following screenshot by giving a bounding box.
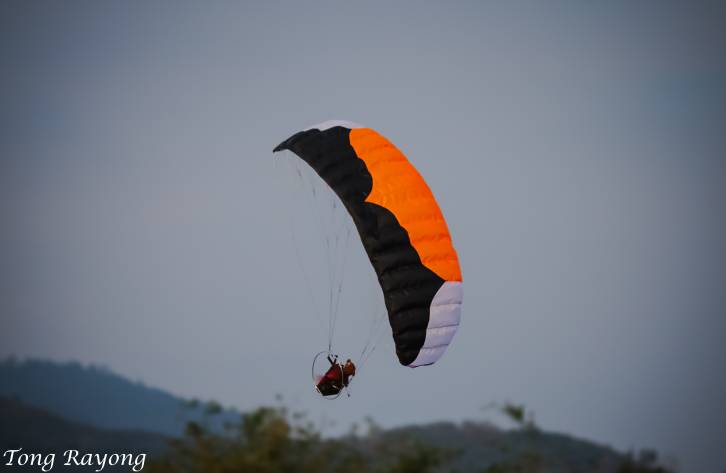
[350,128,462,282]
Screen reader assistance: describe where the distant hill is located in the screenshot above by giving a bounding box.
[0,396,167,471]
[0,358,668,472]
[357,421,624,472]
[0,358,239,436]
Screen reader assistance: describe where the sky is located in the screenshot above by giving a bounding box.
[1,1,725,471]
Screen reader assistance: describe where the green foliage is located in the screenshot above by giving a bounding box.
[480,451,543,473]
[484,401,539,433]
[2,393,678,473]
[502,404,525,424]
[146,404,453,473]
[384,442,450,473]
[204,401,223,416]
[0,361,682,473]
[147,400,676,473]
[615,450,671,473]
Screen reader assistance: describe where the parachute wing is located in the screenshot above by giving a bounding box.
[274,121,462,367]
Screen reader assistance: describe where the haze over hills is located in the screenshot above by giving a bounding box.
[0,358,674,472]
[0,358,239,436]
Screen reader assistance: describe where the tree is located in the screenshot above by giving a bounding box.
[147,403,453,473]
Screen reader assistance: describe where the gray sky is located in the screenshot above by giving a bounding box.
[1,1,725,471]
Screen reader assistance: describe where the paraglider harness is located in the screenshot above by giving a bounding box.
[314,353,356,398]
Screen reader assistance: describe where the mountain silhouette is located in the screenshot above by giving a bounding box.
[0,396,167,471]
[0,358,671,472]
[0,358,238,436]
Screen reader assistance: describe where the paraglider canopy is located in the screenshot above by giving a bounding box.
[275,121,463,369]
